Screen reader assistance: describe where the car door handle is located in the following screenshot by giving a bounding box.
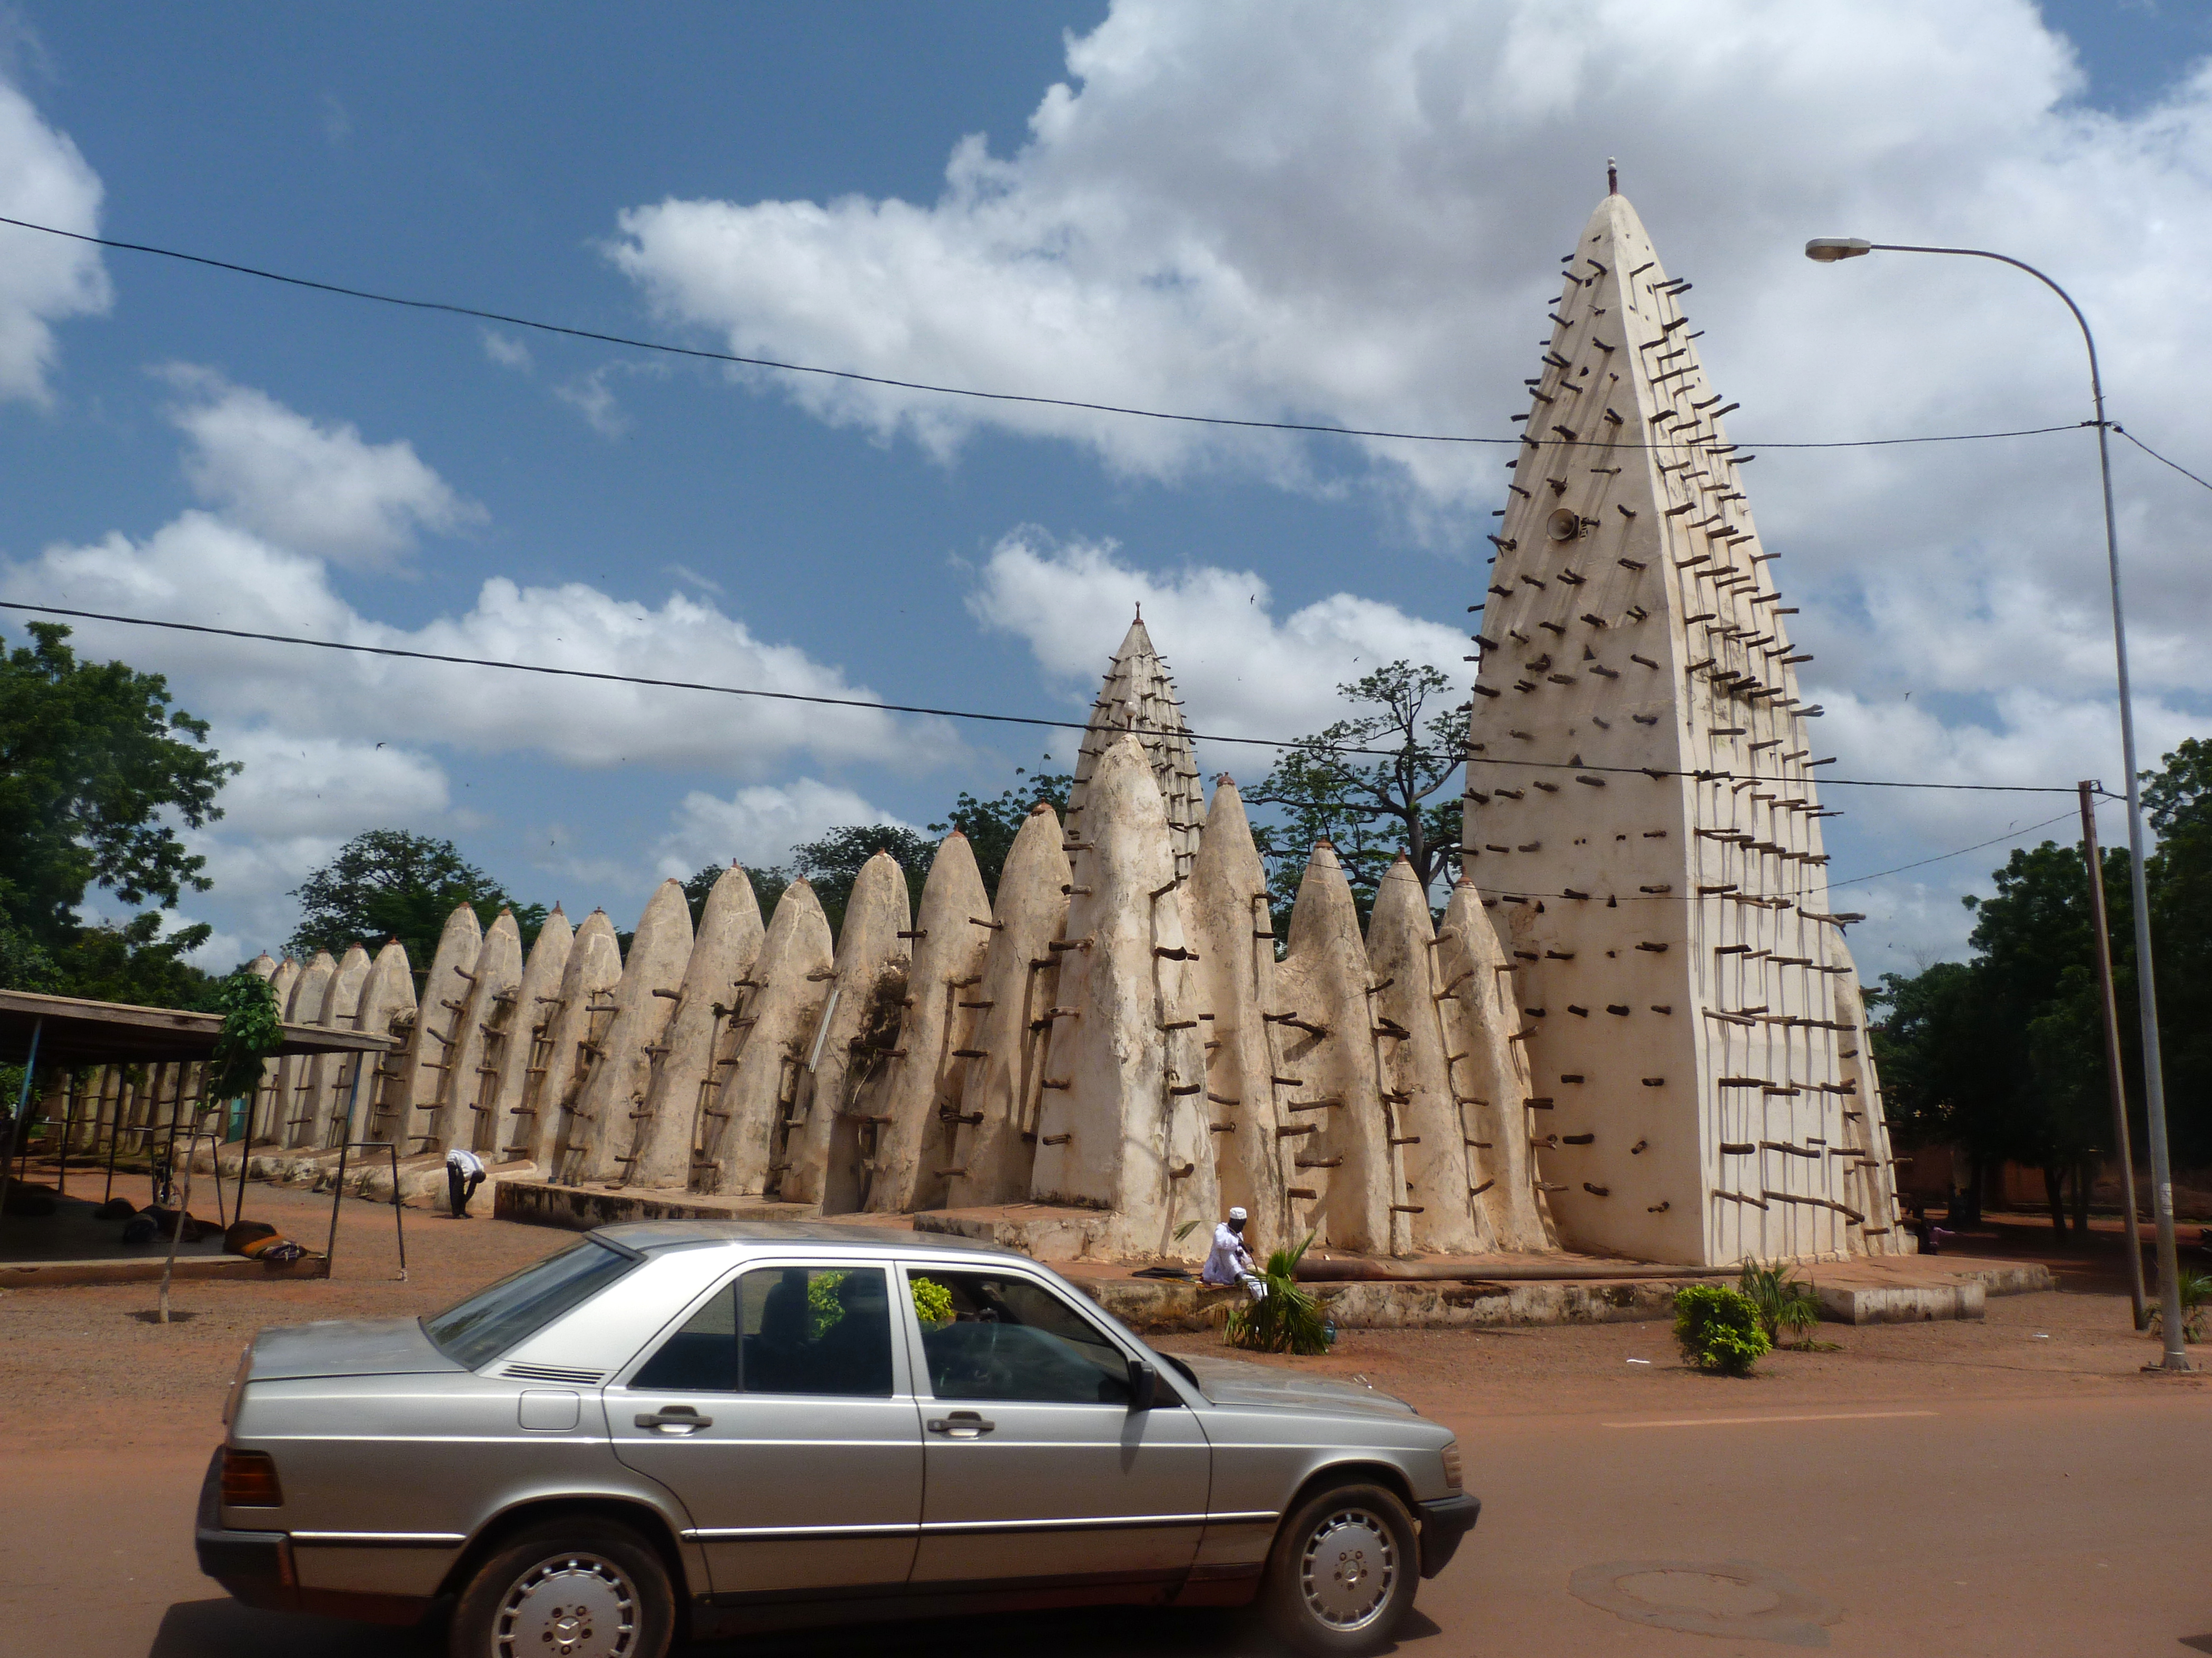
[926,1411,995,1437]
[635,1406,713,1434]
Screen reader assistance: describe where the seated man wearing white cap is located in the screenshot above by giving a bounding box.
[1201,1206,1267,1298]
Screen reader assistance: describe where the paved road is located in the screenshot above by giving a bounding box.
[11,1384,2207,1656]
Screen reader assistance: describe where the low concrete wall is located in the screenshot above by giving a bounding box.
[1075,1274,1687,1333]
[1,1253,329,1290]
[494,1178,813,1234]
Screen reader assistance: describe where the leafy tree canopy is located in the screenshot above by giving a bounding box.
[929,760,1073,900]
[289,830,546,980]
[0,623,234,1008]
[1246,661,1465,928]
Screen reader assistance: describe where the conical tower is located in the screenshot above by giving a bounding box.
[1463,185,1902,1266]
[1063,611,1204,879]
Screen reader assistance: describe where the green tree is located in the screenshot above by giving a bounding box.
[929,760,1073,900]
[289,830,546,979]
[787,824,937,941]
[679,861,791,928]
[0,623,234,1007]
[1246,661,1465,929]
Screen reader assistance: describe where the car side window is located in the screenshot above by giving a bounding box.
[631,1264,895,1397]
[907,1268,1152,1406]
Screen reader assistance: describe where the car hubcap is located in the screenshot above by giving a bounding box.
[1300,1506,1397,1631]
[496,1552,637,1658]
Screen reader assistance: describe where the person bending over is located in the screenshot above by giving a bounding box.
[446,1146,486,1218]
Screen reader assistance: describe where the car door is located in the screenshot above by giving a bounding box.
[901,1263,1211,1590]
[610,1259,923,1596]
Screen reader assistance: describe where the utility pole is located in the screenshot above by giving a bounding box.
[2080,782,2147,1330]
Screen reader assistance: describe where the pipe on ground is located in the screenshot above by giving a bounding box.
[1293,1258,1733,1283]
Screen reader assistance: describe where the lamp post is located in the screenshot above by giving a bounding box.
[1804,235,2189,1371]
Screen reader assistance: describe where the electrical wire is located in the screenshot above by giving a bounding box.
[2115,424,2212,495]
[0,213,2094,456]
[0,598,2099,797]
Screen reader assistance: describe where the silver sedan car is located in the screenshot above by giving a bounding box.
[196,1222,1477,1657]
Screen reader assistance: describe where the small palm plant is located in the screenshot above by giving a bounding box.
[1223,1233,1332,1356]
[1737,1262,1824,1348]
[2148,1269,2210,1345]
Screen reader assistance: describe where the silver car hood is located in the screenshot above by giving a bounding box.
[1174,1353,1417,1418]
[249,1317,466,1381]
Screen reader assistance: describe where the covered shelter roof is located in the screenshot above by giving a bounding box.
[0,989,397,1068]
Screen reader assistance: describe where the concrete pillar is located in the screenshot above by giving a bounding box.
[1272,843,1391,1255]
[693,879,835,1196]
[1184,777,1292,1246]
[861,832,994,1214]
[392,906,483,1155]
[1029,732,1220,1259]
[626,869,767,1190]
[485,908,572,1164]
[781,852,912,1212]
[562,881,693,1186]
[431,910,524,1155]
[1367,857,1486,1254]
[944,807,1074,1208]
[1436,880,1556,1252]
[524,910,621,1171]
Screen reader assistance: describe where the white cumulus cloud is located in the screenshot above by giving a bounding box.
[656,779,912,878]
[967,530,1468,776]
[0,74,107,403]
[163,366,483,569]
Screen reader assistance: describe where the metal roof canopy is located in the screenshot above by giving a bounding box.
[0,989,397,1069]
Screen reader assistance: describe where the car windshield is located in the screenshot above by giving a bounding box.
[422,1237,639,1368]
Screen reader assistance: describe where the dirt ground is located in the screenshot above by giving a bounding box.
[2,1175,2207,1655]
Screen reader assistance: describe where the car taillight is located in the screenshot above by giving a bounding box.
[1439,1438,1463,1491]
[221,1448,284,1507]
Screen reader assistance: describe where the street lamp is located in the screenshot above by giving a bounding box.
[1804,235,2191,1372]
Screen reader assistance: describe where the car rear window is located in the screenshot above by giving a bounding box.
[423,1238,639,1369]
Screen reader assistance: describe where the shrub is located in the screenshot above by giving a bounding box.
[2149,1269,2210,1345]
[1737,1262,1823,1347]
[1224,1233,1332,1356]
[1674,1284,1771,1375]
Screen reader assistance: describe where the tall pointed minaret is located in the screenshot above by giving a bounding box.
[1063,611,1205,879]
[1463,181,1903,1267]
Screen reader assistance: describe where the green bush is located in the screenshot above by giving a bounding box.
[2149,1269,2210,1345]
[1224,1233,1332,1356]
[1737,1262,1823,1347]
[1673,1284,1771,1375]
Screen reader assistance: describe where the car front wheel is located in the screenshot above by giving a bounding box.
[448,1517,674,1658]
[1258,1481,1419,1656]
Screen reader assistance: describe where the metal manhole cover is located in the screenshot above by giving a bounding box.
[1569,1558,1841,1647]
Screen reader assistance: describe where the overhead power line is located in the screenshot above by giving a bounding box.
[2115,424,2212,495]
[0,599,2096,797]
[0,212,2095,456]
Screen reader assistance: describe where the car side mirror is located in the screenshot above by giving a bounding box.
[1127,1358,1159,1412]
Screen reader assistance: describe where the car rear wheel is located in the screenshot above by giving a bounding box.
[448,1517,674,1658]
[1258,1481,1419,1657]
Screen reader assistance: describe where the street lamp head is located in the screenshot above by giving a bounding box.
[1804,237,1873,263]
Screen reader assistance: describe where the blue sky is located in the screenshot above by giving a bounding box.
[2,1,2209,976]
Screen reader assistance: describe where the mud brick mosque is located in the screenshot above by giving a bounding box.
[196,188,1904,1268]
